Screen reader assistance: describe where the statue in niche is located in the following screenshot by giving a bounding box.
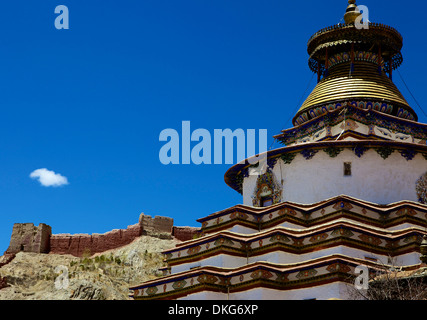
[252,169,282,207]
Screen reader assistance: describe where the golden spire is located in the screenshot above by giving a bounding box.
[344,0,362,24]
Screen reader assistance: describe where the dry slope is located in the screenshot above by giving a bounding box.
[0,233,180,300]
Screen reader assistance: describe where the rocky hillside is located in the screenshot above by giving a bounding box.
[0,232,180,300]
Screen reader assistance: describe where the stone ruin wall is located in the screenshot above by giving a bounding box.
[4,214,200,258]
[6,223,52,254]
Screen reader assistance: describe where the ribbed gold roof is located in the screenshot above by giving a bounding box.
[293,61,415,124]
[299,61,409,112]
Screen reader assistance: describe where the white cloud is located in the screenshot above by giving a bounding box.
[30,168,69,187]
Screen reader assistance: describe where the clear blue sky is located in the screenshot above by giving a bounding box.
[0,0,426,253]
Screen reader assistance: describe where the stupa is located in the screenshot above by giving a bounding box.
[130,1,427,300]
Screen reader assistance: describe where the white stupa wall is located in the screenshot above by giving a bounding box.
[170,246,421,274]
[243,149,427,206]
[180,282,355,300]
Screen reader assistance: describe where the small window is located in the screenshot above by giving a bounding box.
[364,256,378,262]
[344,162,352,176]
[261,197,273,207]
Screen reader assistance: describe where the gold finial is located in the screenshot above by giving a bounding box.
[344,0,362,24]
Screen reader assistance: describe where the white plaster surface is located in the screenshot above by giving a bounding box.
[243,149,427,206]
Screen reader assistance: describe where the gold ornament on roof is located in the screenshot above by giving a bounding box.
[344,0,362,24]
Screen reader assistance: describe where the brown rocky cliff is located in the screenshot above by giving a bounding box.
[0,253,16,290]
[0,235,181,300]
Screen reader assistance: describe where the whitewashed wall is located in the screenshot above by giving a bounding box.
[171,245,421,274]
[243,149,427,206]
[180,282,355,300]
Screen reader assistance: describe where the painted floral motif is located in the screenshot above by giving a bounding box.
[197,274,218,284]
[353,145,368,158]
[375,146,394,159]
[250,269,274,280]
[333,201,353,211]
[215,217,223,225]
[331,228,354,238]
[187,246,201,255]
[396,207,417,216]
[326,263,351,273]
[237,212,249,220]
[339,119,359,131]
[280,153,296,164]
[269,234,291,243]
[230,211,249,220]
[358,234,382,246]
[134,289,143,296]
[278,207,297,216]
[172,280,187,290]
[416,172,427,204]
[309,233,329,243]
[399,149,417,161]
[276,273,289,282]
[385,240,396,248]
[296,269,318,279]
[301,149,318,160]
[293,238,304,246]
[403,235,423,244]
[214,237,234,247]
[323,147,343,158]
[146,286,158,295]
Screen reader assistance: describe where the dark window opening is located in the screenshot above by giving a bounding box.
[344,162,352,176]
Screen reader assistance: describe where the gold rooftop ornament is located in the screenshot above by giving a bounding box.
[344,0,362,24]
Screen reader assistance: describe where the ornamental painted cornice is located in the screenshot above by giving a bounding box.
[225,140,427,194]
[163,221,426,268]
[196,195,427,235]
[275,105,427,145]
[129,254,419,300]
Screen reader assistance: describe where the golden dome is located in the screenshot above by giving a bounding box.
[293,61,415,125]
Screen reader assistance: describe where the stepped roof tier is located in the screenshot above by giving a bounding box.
[196,195,427,234]
[130,256,422,300]
[130,195,427,300]
[130,1,427,300]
